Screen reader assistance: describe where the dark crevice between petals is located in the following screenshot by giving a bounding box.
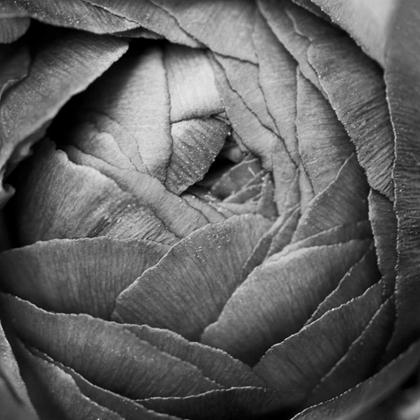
[0,17,30,43]
[0,29,129,206]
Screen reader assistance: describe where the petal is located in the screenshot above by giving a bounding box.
[123,324,265,388]
[1,295,223,399]
[309,0,397,65]
[211,56,277,170]
[384,0,420,358]
[0,17,30,43]
[67,46,172,182]
[0,323,38,420]
[0,30,128,181]
[74,0,201,46]
[257,0,323,91]
[0,237,168,318]
[252,11,299,163]
[292,154,369,242]
[296,71,355,194]
[283,220,372,256]
[44,353,180,420]
[112,214,272,340]
[291,338,420,420]
[181,194,227,224]
[253,283,384,400]
[305,32,395,199]
[152,0,258,63]
[308,297,395,405]
[166,44,223,122]
[307,245,381,322]
[290,0,329,20]
[215,55,278,136]
[262,0,396,199]
[242,207,300,279]
[0,43,30,99]
[12,340,127,420]
[13,140,178,245]
[265,206,301,257]
[166,118,228,195]
[64,146,210,239]
[211,157,262,199]
[368,190,397,297]
[201,239,371,364]
[0,0,141,34]
[140,387,300,420]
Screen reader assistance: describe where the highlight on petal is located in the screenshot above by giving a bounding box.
[0,17,30,43]
[310,0,398,65]
[0,237,169,318]
[112,214,272,340]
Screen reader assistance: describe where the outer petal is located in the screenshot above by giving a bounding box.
[383,0,420,359]
[0,31,128,203]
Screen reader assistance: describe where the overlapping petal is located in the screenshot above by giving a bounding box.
[0,1,419,419]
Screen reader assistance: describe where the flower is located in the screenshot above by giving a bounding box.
[0,1,420,419]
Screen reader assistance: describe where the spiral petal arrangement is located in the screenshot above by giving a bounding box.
[0,1,420,419]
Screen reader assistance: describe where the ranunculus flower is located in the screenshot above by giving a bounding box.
[0,1,420,419]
